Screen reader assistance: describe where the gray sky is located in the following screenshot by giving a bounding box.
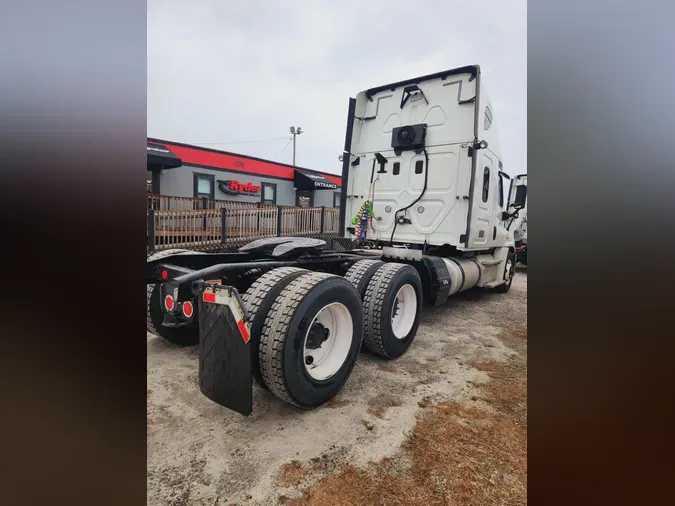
[148,0,526,177]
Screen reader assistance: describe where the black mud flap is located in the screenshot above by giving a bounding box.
[198,284,253,416]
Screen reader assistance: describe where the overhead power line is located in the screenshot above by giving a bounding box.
[191,136,292,146]
[274,138,294,161]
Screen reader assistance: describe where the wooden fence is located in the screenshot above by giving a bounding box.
[148,205,342,251]
[147,194,263,211]
[323,208,340,234]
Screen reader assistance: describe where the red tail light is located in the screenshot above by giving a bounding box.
[164,295,175,311]
[182,301,194,318]
[161,269,168,280]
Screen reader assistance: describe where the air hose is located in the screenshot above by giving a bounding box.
[390,148,429,245]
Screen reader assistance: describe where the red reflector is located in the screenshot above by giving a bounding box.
[164,295,174,311]
[161,270,168,280]
[203,292,216,303]
[237,320,250,343]
[182,301,194,318]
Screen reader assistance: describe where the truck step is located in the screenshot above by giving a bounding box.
[478,259,502,267]
[484,280,505,288]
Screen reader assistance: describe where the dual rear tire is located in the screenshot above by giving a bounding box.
[240,261,424,409]
[346,260,424,359]
[241,268,364,409]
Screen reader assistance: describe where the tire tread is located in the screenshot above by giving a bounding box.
[242,267,308,389]
[345,259,384,298]
[242,267,307,320]
[362,262,411,358]
[259,271,337,407]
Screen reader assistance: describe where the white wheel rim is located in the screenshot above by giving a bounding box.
[391,284,417,340]
[303,303,353,381]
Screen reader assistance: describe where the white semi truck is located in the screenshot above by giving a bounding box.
[146,65,528,416]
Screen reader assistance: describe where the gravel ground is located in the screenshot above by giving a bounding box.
[147,268,527,506]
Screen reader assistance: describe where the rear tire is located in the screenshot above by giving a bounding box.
[241,267,309,391]
[345,259,385,299]
[146,284,199,346]
[362,263,423,359]
[259,272,363,409]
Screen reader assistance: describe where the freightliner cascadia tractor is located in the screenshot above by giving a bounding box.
[146,65,528,416]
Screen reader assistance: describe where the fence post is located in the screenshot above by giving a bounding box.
[320,206,325,234]
[276,206,282,237]
[147,209,155,252]
[201,197,208,231]
[221,208,228,243]
[256,202,261,233]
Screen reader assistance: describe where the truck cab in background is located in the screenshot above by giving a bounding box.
[512,199,528,266]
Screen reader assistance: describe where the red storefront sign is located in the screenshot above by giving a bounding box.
[218,180,261,196]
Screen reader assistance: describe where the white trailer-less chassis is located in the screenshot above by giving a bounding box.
[146,65,527,416]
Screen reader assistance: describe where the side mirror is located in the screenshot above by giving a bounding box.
[513,185,527,209]
[501,211,510,221]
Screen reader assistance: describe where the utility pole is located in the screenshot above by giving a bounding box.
[289,126,303,166]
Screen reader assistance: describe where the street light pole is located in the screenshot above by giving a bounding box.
[290,126,303,166]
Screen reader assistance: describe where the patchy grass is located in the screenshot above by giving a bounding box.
[283,344,527,506]
[367,394,403,419]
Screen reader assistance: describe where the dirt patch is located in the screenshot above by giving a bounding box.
[284,348,527,506]
[367,394,403,419]
[323,396,350,409]
[417,375,439,386]
[497,325,528,343]
[377,363,397,373]
[277,461,306,487]
[417,396,434,409]
[468,361,500,373]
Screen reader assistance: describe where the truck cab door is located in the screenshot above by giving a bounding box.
[466,151,496,248]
